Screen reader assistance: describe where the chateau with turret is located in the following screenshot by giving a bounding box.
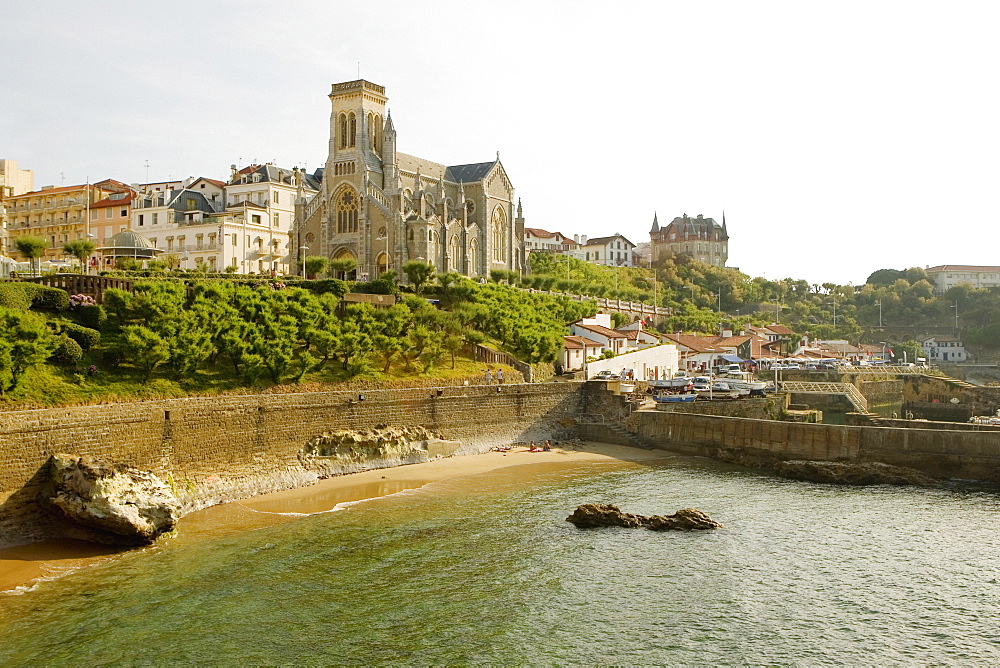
[296,80,524,280]
[649,212,729,267]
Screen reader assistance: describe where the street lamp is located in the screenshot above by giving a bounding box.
[951,301,959,334]
[553,254,571,280]
[299,245,308,279]
[86,233,95,275]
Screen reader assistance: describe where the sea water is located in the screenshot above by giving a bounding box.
[2,455,1000,664]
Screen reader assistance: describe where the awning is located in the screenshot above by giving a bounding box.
[720,354,745,363]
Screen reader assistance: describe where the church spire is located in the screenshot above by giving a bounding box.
[722,210,727,235]
[650,212,659,234]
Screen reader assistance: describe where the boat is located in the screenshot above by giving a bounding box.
[653,393,697,403]
[716,370,767,393]
[647,377,692,389]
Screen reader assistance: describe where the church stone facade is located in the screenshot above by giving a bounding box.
[649,212,729,267]
[296,80,524,280]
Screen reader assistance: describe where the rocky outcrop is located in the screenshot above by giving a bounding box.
[46,454,180,546]
[773,460,940,487]
[566,504,722,531]
[303,425,460,475]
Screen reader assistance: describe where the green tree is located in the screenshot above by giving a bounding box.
[0,308,58,394]
[304,256,328,279]
[118,325,170,380]
[13,236,48,276]
[62,239,97,274]
[402,261,435,294]
[328,257,358,280]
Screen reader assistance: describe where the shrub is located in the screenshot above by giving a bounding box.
[61,322,101,350]
[76,304,108,331]
[306,278,349,298]
[32,286,70,311]
[50,335,84,367]
[69,293,97,307]
[0,283,34,311]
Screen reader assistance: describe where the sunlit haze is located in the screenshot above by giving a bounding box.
[4,0,997,285]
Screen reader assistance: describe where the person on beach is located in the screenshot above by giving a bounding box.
[485,368,492,384]
[543,440,552,451]
[497,369,504,385]
[528,442,540,452]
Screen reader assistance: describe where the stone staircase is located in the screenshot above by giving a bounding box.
[937,374,977,390]
[576,419,656,450]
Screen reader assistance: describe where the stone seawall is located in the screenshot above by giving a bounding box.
[632,411,1000,481]
[0,383,585,547]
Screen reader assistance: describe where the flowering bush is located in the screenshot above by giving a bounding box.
[69,294,97,308]
[269,282,287,290]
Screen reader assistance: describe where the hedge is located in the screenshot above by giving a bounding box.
[0,283,70,311]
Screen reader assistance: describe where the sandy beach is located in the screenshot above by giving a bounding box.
[0,442,666,593]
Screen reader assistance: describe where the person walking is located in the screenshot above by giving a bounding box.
[497,369,504,385]
[485,368,492,385]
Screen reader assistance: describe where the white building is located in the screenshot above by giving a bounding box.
[130,165,318,274]
[524,227,579,254]
[570,313,628,355]
[925,265,1000,294]
[921,335,968,363]
[572,233,636,267]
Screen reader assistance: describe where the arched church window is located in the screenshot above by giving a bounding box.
[336,188,359,233]
[374,114,382,152]
[349,113,357,148]
[339,114,348,149]
[469,238,478,275]
[420,228,426,241]
[491,207,506,262]
[450,235,461,272]
[408,228,414,241]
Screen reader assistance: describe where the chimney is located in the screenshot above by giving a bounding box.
[580,235,588,245]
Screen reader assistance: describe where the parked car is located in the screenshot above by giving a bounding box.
[591,370,620,380]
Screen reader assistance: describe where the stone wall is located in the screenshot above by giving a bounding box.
[0,382,586,547]
[631,411,1000,482]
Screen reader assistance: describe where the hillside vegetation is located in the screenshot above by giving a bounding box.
[0,274,596,409]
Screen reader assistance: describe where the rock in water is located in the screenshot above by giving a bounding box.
[644,508,724,531]
[47,454,180,545]
[565,503,645,528]
[774,460,940,487]
[566,504,721,531]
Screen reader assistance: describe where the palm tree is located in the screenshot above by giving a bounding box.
[63,239,97,274]
[14,236,48,277]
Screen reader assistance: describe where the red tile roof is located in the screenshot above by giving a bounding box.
[564,335,602,349]
[765,324,794,335]
[926,265,1000,272]
[91,192,137,208]
[574,323,628,338]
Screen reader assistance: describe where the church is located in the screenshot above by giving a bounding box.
[295,80,524,280]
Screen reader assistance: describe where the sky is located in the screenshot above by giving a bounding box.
[3,0,998,286]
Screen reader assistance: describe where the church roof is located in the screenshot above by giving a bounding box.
[445,161,496,183]
[650,213,659,234]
